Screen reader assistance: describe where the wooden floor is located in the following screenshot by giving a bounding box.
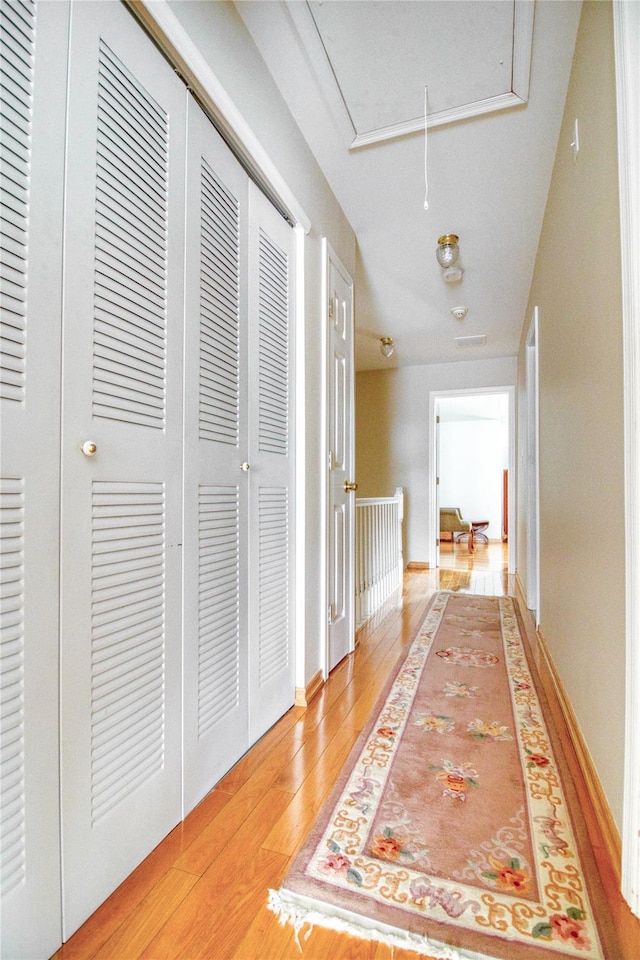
[53,541,639,960]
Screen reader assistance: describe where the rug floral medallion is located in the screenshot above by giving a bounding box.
[270,592,618,959]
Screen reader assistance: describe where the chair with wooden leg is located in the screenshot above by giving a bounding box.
[439,507,474,552]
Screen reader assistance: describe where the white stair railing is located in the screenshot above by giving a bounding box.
[355,487,404,628]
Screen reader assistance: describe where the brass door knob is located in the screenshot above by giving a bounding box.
[343,481,358,492]
[80,440,97,457]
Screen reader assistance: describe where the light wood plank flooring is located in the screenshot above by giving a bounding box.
[53,542,640,959]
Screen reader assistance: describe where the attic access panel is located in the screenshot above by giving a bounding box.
[294,0,534,148]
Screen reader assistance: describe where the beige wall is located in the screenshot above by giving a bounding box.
[167,1,356,686]
[356,357,517,564]
[517,0,625,829]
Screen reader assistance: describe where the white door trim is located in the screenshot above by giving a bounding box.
[428,392,438,570]
[525,309,540,623]
[294,225,307,695]
[614,0,640,917]
[428,386,516,573]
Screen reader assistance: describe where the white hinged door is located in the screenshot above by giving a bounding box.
[326,250,355,671]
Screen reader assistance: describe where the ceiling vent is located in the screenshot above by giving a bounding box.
[455,335,486,348]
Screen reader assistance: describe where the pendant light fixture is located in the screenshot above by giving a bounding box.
[380,336,394,358]
[436,234,463,282]
[436,234,459,268]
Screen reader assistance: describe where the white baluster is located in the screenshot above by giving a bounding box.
[354,493,405,629]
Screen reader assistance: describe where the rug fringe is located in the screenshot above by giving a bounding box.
[268,888,481,959]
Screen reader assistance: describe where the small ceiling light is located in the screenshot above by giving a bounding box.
[436,234,459,269]
[451,306,468,320]
[380,336,394,358]
[443,265,463,283]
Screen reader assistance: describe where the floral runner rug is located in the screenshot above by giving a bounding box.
[269,592,618,959]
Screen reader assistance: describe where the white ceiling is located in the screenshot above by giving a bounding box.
[236,0,582,371]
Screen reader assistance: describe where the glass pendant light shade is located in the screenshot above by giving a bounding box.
[436,234,459,268]
[380,336,394,358]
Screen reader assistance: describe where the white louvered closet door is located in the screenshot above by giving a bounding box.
[0,3,68,957]
[58,2,186,938]
[247,184,296,743]
[183,100,250,814]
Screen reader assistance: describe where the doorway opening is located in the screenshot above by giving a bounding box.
[429,387,516,574]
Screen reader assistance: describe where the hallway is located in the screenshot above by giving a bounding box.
[52,553,638,959]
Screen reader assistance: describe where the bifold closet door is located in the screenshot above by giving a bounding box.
[182,109,297,812]
[58,1,186,937]
[2,0,299,948]
[0,2,68,956]
[182,100,250,813]
[247,184,296,744]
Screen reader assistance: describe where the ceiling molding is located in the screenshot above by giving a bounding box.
[350,91,529,149]
[286,0,535,151]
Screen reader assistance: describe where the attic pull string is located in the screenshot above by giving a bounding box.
[424,84,429,210]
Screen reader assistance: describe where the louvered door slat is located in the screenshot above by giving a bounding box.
[197,486,240,737]
[92,40,168,429]
[199,387,238,419]
[201,290,239,330]
[257,230,289,455]
[97,113,166,198]
[201,219,238,270]
[2,67,33,117]
[94,331,164,370]
[96,174,165,246]
[93,373,164,411]
[99,50,166,143]
[95,254,165,314]
[95,237,165,294]
[2,158,29,208]
[258,487,289,685]
[94,353,164,390]
[2,3,35,59]
[96,208,165,272]
[0,479,25,898]
[90,481,165,824]
[94,316,164,358]
[199,158,240,445]
[0,0,33,405]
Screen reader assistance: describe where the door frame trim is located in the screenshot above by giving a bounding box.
[614,0,640,916]
[525,309,540,623]
[428,386,516,573]
[294,224,307,695]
